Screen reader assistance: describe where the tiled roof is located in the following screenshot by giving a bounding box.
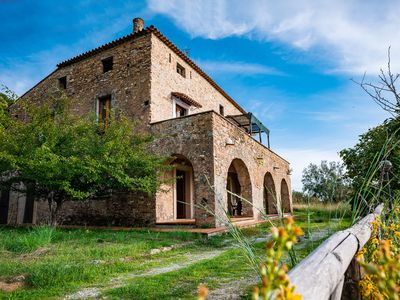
[171,92,202,108]
[57,25,246,114]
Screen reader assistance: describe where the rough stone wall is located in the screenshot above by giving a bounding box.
[149,34,244,123]
[35,192,155,226]
[211,112,292,226]
[6,190,155,226]
[18,34,152,133]
[150,111,292,227]
[150,112,216,227]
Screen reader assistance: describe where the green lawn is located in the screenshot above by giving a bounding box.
[0,204,351,300]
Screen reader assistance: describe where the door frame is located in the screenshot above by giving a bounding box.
[173,166,193,219]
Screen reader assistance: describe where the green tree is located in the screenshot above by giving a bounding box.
[339,117,400,205]
[301,160,350,202]
[0,85,17,122]
[0,95,165,225]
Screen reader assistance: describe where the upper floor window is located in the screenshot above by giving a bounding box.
[172,96,190,118]
[58,76,67,89]
[219,105,225,116]
[102,57,113,73]
[175,103,188,117]
[98,95,111,129]
[176,63,186,78]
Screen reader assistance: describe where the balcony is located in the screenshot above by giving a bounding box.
[226,112,271,148]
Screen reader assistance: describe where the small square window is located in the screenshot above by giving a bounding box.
[219,105,225,116]
[102,57,113,73]
[176,63,186,78]
[58,76,67,89]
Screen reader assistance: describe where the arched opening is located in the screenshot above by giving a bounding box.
[226,159,253,217]
[156,154,194,222]
[171,155,194,219]
[281,179,291,213]
[264,172,278,214]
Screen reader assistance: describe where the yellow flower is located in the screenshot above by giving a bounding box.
[198,285,208,300]
[356,247,366,260]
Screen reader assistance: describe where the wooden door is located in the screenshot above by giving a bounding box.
[227,172,241,216]
[176,170,186,219]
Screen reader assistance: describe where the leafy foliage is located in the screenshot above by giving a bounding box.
[0,95,165,224]
[301,160,350,202]
[340,117,400,206]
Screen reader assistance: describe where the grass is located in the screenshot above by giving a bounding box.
[0,204,351,300]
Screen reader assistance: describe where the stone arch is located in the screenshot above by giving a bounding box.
[226,158,253,217]
[280,179,291,213]
[264,172,278,214]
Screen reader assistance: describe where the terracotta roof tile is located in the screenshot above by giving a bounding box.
[171,92,202,108]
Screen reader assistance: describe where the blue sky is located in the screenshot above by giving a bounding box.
[1,0,396,190]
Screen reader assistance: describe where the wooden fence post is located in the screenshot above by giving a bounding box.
[341,257,362,300]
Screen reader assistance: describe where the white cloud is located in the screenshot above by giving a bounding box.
[197,60,284,76]
[148,0,400,75]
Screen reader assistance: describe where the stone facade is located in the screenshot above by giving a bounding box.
[150,111,291,227]
[150,35,243,123]
[2,20,292,228]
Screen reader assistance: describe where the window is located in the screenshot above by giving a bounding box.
[176,63,186,78]
[98,95,111,129]
[169,53,172,63]
[172,95,191,118]
[58,76,67,89]
[219,105,225,116]
[102,57,113,73]
[175,104,188,117]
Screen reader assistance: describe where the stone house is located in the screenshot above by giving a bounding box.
[0,18,292,228]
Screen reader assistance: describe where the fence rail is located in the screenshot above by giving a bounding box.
[287,204,384,300]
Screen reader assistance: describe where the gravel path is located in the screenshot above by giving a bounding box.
[63,249,226,300]
[207,275,259,300]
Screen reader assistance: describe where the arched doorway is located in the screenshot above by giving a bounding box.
[156,154,194,222]
[281,179,291,213]
[226,159,253,217]
[264,172,278,214]
[171,155,194,219]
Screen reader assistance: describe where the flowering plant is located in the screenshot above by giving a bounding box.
[357,210,400,299]
[253,217,303,300]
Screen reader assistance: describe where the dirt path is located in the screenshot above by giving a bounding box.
[207,275,259,300]
[63,249,227,300]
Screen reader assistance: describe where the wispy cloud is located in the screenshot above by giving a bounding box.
[148,0,400,75]
[196,60,285,76]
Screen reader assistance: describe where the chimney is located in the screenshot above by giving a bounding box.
[133,18,144,33]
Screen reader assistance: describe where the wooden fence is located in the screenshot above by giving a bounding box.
[287,204,383,300]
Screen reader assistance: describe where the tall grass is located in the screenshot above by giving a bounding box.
[0,226,54,253]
